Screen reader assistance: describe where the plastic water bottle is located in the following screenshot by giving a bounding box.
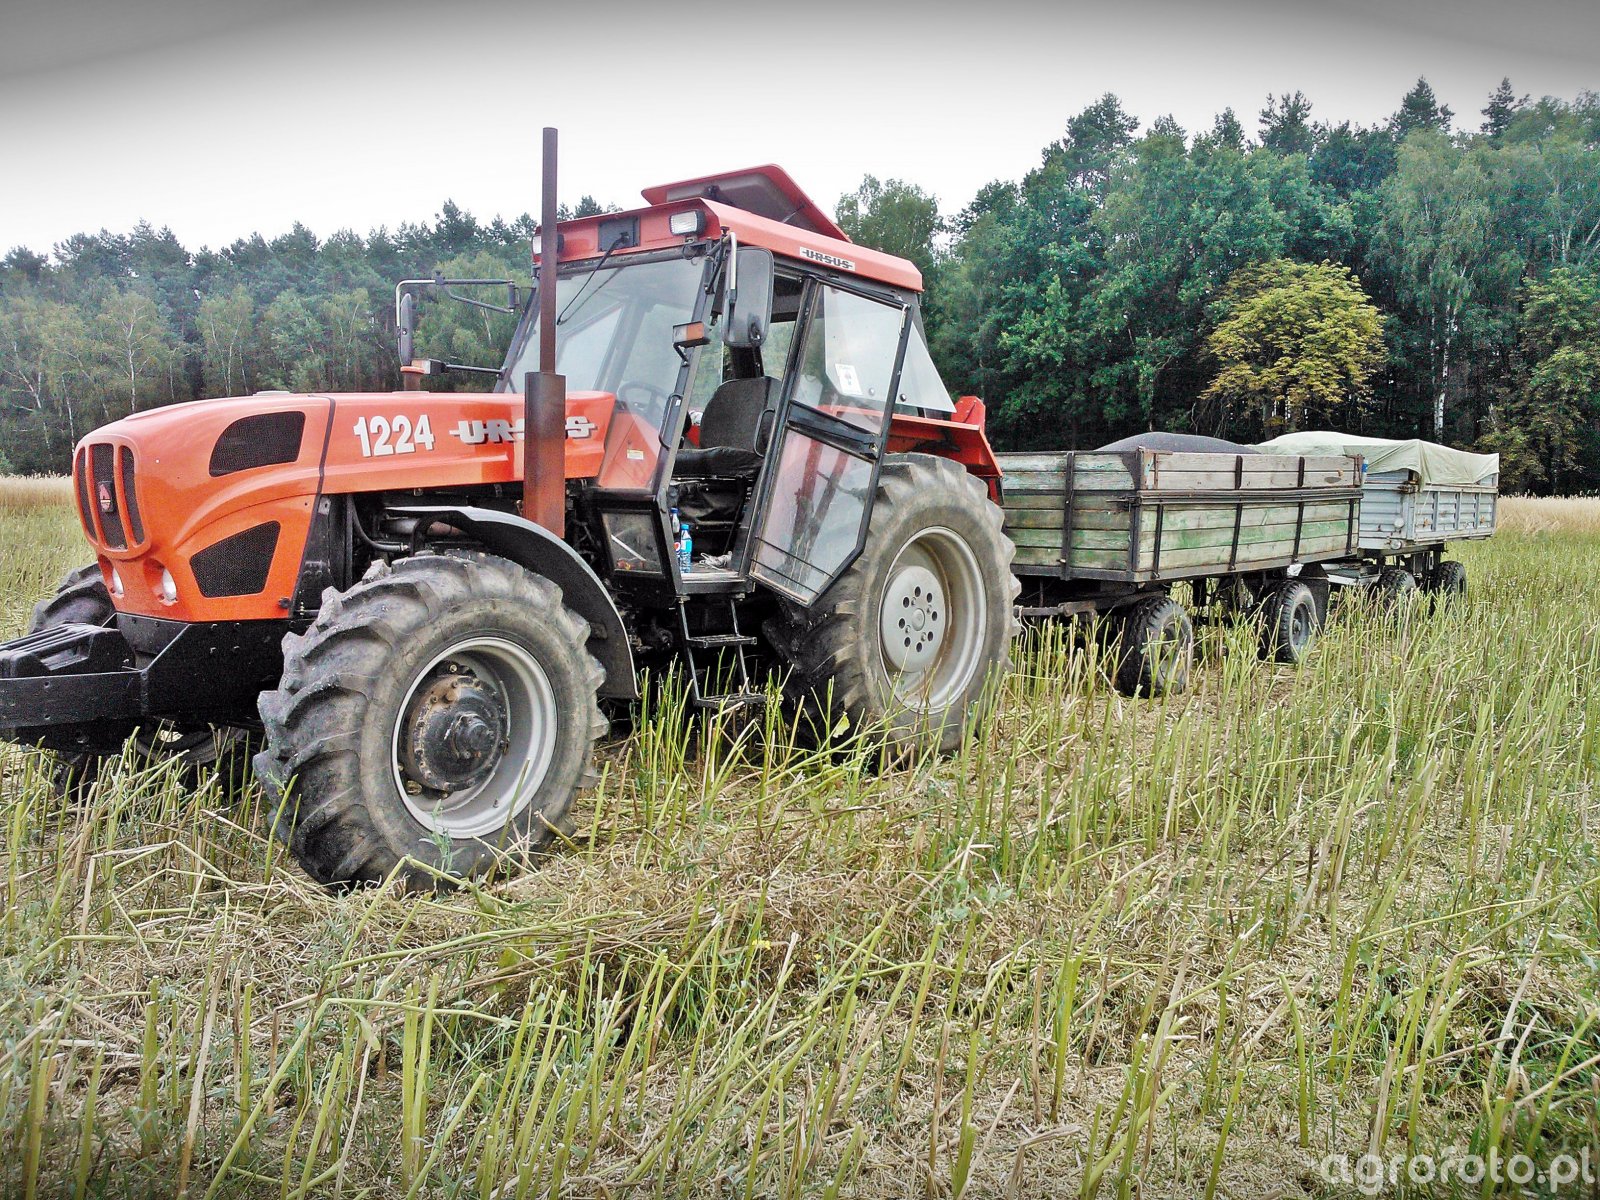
[678,524,693,573]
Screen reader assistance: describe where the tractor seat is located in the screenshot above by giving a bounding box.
[674,377,776,478]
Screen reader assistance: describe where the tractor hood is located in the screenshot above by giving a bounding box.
[70,389,642,623]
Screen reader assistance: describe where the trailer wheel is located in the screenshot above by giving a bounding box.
[26,565,249,796]
[1114,595,1194,697]
[1258,581,1320,664]
[770,454,1018,756]
[1427,560,1467,599]
[255,552,606,891]
[1374,566,1417,605]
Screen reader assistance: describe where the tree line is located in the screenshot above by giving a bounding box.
[845,79,1600,492]
[0,198,605,476]
[2,78,1597,491]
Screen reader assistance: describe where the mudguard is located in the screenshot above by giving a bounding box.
[389,505,638,700]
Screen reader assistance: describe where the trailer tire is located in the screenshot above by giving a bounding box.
[1114,595,1194,697]
[1258,580,1320,664]
[768,454,1018,756]
[26,565,250,797]
[1374,566,1417,605]
[255,552,606,891]
[1427,560,1467,599]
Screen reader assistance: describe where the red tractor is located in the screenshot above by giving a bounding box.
[1,138,1018,888]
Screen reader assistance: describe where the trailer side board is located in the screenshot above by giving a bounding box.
[997,449,1363,581]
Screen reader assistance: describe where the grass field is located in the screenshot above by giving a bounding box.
[1,481,1597,1198]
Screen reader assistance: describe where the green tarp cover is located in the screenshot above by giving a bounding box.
[1256,431,1499,487]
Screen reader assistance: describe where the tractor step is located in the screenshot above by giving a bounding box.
[685,632,758,648]
[674,597,762,712]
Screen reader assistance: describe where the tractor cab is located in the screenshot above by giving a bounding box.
[403,166,971,609]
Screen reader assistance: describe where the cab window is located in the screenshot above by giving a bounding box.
[788,285,906,435]
[895,321,954,415]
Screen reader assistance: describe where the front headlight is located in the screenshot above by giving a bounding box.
[159,568,178,604]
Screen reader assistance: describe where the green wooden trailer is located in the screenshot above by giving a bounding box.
[996,447,1364,696]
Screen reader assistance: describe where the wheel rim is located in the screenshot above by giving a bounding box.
[1290,600,1312,649]
[1149,615,1190,686]
[877,527,987,712]
[392,636,558,840]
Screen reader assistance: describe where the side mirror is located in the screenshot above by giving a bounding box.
[398,292,417,365]
[723,247,774,349]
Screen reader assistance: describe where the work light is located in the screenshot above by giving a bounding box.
[669,210,704,237]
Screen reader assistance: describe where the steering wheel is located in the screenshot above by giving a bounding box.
[616,381,672,410]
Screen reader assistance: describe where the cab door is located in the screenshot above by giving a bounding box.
[742,280,910,604]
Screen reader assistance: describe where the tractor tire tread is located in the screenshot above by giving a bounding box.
[255,551,606,890]
[29,565,112,632]
[771,454,1018,755]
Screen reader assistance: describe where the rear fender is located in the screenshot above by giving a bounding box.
[388,505,637,700]
[886,396,1002,502]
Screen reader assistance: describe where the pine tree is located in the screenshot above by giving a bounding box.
[1391,77,1454,139]
[1259,92,1315,156]
[1481,77,1527,137]
[1207,108,1246,152]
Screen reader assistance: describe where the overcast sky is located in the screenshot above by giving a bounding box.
[2,0,1597,255]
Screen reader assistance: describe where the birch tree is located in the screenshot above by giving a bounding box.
[1375,134,1511,440]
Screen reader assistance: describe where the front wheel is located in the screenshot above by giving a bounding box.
[768,454,1019,756]
[27,565,251,796]
[1374,566,1418,606]
[255,553,607,890]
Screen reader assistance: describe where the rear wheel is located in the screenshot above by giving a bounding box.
[1258,580,1320,664]
[1427,559,1467,599]
[1114,595,1194,697]
[768,454,1018,756]
[1374,566,1417,605]
[255,552,607,890]
[26,565,249,796]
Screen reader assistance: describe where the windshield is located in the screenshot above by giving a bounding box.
[499,254,705,433]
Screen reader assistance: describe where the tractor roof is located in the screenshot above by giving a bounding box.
[539,165,922,293]
[640,166,848,240]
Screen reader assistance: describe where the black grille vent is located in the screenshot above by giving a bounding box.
[89,443,127,549]
[118,447,145,544]
[209,412,307,477]
[74,448,95,538]
[190,522,280,598]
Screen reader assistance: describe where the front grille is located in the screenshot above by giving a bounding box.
[118,447,145,544]
[73,448,95,539]
[89,443,127,549]
[190,521,281,598]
